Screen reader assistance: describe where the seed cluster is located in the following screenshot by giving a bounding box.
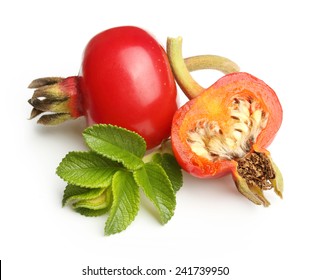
[237,151,275,190]
[187,96,268,161]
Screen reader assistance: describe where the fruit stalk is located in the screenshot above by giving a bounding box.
[167,36,240,99]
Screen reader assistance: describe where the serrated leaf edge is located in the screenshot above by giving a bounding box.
[83,124,146,144]
[160,153,183,192]
[104,170,140,236]
[83,124,146,170]
[133,163,176,225]
[56,151,121,188]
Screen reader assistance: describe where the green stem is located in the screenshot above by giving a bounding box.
[167,36,240,100]
[185,55,240,74]
[143,139,173,163]
[167,37,203,99]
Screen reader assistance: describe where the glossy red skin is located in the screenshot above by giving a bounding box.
[79,26,177,149]
[171,72,283,178]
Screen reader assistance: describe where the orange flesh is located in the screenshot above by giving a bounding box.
[172,72,282,178]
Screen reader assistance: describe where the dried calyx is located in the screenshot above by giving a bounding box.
[233,152,283,207]
[28,76,82,125]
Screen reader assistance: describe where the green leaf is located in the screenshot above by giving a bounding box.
[151,153,183,192]
[62,185,112,216]
[74,187,112,211]
[83,124,146,170]
[62,184,105,206]
[133,162,176,224]
[105,170,140,235]
[75,207,110,217]
[56,151,121,188]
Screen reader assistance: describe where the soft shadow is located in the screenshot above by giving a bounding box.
[182,172,239,197]
[33,117,86,138]
[139,172,248,223]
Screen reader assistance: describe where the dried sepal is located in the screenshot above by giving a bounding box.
[233,150,283,207]
[28,77,63,89]
[29,108,44,120]
[28,95,72,125]
[28,98,70,114]
[246,183,270,207]
[30,86,68,101]
[28,76,82,125]
[233,171,268,206]
[267,155,284,198]
[37,113,72,125]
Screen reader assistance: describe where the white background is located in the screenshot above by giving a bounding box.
[1,0,308,279]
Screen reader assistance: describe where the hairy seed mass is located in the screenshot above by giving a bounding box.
[186,96,268,161]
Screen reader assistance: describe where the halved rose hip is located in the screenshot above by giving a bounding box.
[167,37,283,206]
